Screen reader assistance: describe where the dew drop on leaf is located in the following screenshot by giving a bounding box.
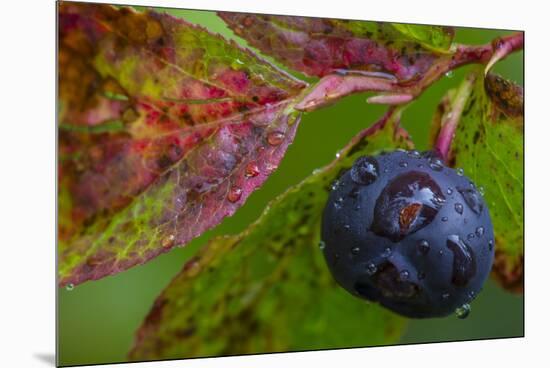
[245,162,260,178]
[227,186,243,203]
[266,131,285,146]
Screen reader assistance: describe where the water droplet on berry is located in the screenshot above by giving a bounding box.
[456,168,464,176]
[331,180,340,191]
[447,188,453,195]
[348,187,360,199]
[488,239,494,251]
[400,270,410,280]
[343,224,351,231]
[475,226,484,238]
[467,233,475,240]
[455,303,471,319]
[267,131,285,146]
[429,157,444,171]
[372,171,445,241]
[454,203,463,214]
[227,186,243,203]
[350,157,379,185]
[408,150,421,158]
[351,246,360,255]
[441,292,450,300]
[66,283,74,291]
[417,240,430,255]
[366,263,377,275]
[447,235,477,287]
[458,187,484,215]
[382,247,392,258]
[399,161,408,168]
[245,162,260,177]
[442,216,448,222]
[333,197,344,209]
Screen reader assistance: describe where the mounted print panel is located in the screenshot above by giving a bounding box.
[57,1,524,366]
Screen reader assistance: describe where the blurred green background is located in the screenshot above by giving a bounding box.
[58,6,524,366]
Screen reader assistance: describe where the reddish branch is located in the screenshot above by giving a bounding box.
[294,32,523,112]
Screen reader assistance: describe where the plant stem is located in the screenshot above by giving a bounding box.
[434,73,476,162]
[294,32,523,113]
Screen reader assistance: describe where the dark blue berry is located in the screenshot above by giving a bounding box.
[321,150,495,318]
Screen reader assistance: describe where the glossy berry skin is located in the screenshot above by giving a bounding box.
[321,150,495,318]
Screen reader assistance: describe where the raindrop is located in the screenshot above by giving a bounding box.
[382,247,392,258]
[479,186,485,196]
[441,292,450,300]
[468,290,476,301]
[408,150,421,158]
[455,303,471,319]
[318,240,326,250]
[351,246,360,255]
[348,187,360,199]
[162,234,176,248]
[445,70,454,78]
[331,180,341,191]
[438,250,444,256]
[366,263,377,276]
[227,186,243,203]
[333,197,344,209]
[267,131,285,146]
[417,239,430,255]
[343,224,351,231]
[456,168,464,176]
[354,205,361,211]
[475,226,484,238]
[400,270,410,280]
[467,233,475,240]
[245,162,260,177]
[429,157,444,171]
[447,188,454,195]
[458,187,484,215]
[350,156,379,185]
[447,235,477,287]
[454,203,464,215]
[399,161,408,168]
[488,239,494,251]
[66,283,74,291]
[335,152,341,158]
[442,216,448,222]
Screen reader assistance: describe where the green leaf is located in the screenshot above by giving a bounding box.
[450,70,523,293]
[58,3,307,286]
[129,112,412,360]
[392,23,454,52]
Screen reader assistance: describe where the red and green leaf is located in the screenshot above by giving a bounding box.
[58,3,307,286]
[218,12,454,81]
[432,69,524,293]
[129,111,411,361]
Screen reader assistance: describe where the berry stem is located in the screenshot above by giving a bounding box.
[434,73,476,162]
